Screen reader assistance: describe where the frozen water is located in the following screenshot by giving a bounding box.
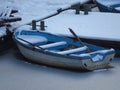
[0,49,120,90]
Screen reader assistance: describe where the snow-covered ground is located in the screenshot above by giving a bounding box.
[0,0,89,37]
[1,0,120,41]
[17,10,120,41]
[9,0,120,41]
[44,11,120,41]
[3,0,89,26]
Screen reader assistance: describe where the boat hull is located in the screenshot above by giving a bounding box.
[16,43,115,71]
[94,0,120,13]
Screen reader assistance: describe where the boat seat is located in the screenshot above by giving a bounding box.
[57,46,88,55]
[40,41,67,49]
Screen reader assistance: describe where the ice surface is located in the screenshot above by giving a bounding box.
[0,50,120,90]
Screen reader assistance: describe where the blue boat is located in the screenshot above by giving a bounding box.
[13,29,115,71]
[94,0,120,13]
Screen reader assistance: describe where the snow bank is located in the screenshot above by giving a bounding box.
[0,0,89,27]
[43,10,120,41]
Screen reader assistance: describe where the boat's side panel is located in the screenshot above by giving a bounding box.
[17,43,87,70]
[17,43,114,70]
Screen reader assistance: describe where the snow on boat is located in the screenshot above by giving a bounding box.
[13,29,115,71]
[94,0,120,13]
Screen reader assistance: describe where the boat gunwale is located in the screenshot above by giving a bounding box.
[13,30,115,63]
[14,37,91,60]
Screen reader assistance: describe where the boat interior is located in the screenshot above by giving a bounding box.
[15,30,115,61]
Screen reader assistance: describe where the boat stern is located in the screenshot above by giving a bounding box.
[81,48,115,70]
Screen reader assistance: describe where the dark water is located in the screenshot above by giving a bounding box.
[0,49,120,90]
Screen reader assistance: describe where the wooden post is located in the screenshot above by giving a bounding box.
[75,3,80,14]
[32,20,36,30]
[75,7,80,14]
[84,4,90,15]
[40,21,45,31]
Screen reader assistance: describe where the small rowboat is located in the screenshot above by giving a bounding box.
[13,29,115,71]
[94,0,120,13]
